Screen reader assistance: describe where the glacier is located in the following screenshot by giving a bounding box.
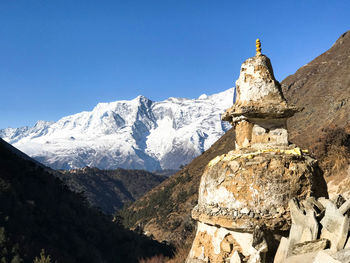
[0,88,234,170]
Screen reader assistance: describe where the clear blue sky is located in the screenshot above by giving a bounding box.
[0,0,349,129]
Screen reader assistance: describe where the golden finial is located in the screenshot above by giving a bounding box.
[256,38,262,56]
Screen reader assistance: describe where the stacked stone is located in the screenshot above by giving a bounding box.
[186,40,328,263]
[274,195,350,263]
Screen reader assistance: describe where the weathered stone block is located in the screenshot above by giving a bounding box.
[287,198,319,256]
[273,237,289,263]
[333,247,350,262]
[291,239,329,255]
[320,200,350,251]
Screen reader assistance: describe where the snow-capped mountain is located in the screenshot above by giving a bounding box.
[0,88,234,170]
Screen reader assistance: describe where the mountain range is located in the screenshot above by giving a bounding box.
[0,89,233,171]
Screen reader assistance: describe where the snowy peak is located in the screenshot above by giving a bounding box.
[1,88,234,170]
[0,120,53,144]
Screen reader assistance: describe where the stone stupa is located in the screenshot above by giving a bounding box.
[186,40,328,263]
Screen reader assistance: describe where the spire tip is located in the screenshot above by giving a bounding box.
[256,39,262,56]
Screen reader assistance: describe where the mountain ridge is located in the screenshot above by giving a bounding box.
[282,30,350,157]
[1,89,233,171]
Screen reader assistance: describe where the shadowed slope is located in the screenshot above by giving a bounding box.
[55,167,167,214]
[0,138,173,263]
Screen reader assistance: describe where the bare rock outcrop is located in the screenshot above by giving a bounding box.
[186,40,328,263]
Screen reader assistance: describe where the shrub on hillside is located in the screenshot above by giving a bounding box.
[315,126,350,177]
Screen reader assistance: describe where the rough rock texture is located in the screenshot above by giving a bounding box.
[187,222,258,263]
[222,54,301,151]
[232,55,286,110]
[320,198,350,252]
[291,239,329,255]
[188,147,327,262]
[187,47,328,263]
[193,150,327,232]
[223,54,300,121]
[274,195,350,262]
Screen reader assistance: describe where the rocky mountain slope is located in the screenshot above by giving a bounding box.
[282,30,350,158]
[0,138,173,262]
[282,31,350,201]
[120,31,350,261]
[0,89,233,171]
[55,167,166,214]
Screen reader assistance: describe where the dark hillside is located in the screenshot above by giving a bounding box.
[56,167,166,214]
[0,138,173,263]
